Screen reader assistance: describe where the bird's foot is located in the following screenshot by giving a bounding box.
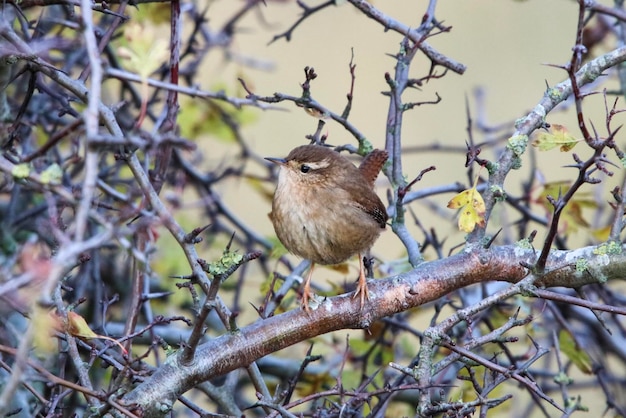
[353,271,370,310]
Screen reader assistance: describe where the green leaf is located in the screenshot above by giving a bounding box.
[532,124,580,152]
[559,329,593,374]
[178,85,257,142]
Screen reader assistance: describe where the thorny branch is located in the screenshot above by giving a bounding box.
[1,1,626,417]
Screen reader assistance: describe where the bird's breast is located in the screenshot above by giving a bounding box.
[271,176,383,265]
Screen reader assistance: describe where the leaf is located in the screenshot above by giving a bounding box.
[559,329,593,374]
[117,22,168,79]
[132,3,171,25]
[303,106,329,119]
[40,163,62,185]
[66,311,98,339]
[591,225,611,242]
[32,306,58,354]
[532,124,580,152]
[178,93,258,141]
[259,272,281,295]
[535,181,595,235]
[447,174,486,233]
[457,200,486,233]
[295,367,335,397]
[325,262,350,275]
[267,236,288,259]
[537,181,569,205]
[65,311,128,355]
[245,177,275,203]
[12,163,30,179]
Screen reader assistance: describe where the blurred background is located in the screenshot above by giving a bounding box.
[155,0,621,273]
[2,0,625,415]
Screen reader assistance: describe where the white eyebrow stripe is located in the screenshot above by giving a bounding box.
[306,159,331,170]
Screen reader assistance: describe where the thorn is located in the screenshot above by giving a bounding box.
[184,224,210,244]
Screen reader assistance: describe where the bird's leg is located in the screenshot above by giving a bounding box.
[301,262,315,312]
[353,254,370,309]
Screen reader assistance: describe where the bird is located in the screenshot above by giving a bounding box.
[266,144,388,311]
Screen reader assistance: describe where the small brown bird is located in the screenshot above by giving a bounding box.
[266,144,388,311]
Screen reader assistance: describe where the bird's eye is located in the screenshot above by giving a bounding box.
[300,164,311,173]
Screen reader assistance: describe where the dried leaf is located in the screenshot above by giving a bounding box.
[66,312,128,355]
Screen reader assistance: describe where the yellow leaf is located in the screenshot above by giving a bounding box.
[535,181,595,235]
[245,177,275,203]
[532,124,580,152]
[447,188,473,209]
[538,181,570,202]
[458,202,486,233]
[326,262,350,275]
[66,312,128,355]
[117,22,168,79]
[447,175,486,233]
[303,106,329,119]
[32,306,58,354]
[592,225,611,242]
[67,311,98,339]
[566,202,590,228]
[295,368,335,397]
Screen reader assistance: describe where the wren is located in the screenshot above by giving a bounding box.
[266,144,388,311]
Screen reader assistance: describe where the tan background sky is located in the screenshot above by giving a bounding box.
[189,0,620,258]
[152,2,623,414]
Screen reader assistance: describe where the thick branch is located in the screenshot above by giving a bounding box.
[120,243,625,416]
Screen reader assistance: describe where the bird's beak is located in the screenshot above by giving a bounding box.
[265,157,287,166]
